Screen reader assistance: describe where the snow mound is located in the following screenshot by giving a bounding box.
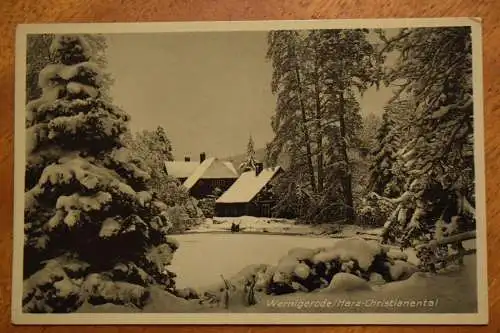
[321,272,371,292]
[254,267,275,291]
[143,286,197,312]
[174,287,199,300]
[286,247,319,262]
[387,260,418,281]
[312,237,383,271]
[293,263,311,280]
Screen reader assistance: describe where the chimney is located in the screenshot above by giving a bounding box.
[255,162,264,176]
[200,152,206,163]
[184,156,191,162]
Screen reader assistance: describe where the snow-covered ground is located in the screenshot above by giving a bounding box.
[250,248,477,313]
[186,216,383,238]
[170,233,343,290]
[170,232,414,290]
[168,232,477,314]
[81,233,476,314]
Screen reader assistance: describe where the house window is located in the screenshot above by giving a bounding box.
[213,179,228,189]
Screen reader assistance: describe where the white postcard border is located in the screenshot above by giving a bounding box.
[12,18,488,325]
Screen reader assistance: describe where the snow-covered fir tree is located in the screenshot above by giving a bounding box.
[367,99,415,198]
[126,126,188,205]
[370,27,476,258]
[239,135,258,172]
[26,34,113,103]
[266,29,379,222]
[23,35,178,313]
[125,126,202,224]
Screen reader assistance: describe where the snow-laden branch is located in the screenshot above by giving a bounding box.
[430,94,473,119]
[416,230,476,250]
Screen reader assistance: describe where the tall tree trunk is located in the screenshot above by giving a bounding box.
[313,57,324,193]
[338,89,354,221]
[291,48,317,193]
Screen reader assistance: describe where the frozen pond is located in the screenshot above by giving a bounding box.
[169,233,340,290]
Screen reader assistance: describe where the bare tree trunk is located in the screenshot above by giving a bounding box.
[292,51,317,193]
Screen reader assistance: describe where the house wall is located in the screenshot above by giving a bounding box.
[215,200,275,218]
[216,203,248,217]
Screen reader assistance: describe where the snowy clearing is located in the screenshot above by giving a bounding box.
[186,216,383,238]
[169,232,419,291]
[167,235,477,313]
[79,235,477,314]
[170,233,343,290]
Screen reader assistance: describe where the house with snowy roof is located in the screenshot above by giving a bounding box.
[164,153,239,199]
[215,163,283,217]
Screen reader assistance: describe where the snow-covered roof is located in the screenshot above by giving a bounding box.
[223,161,238,175]
[216,166,282,204]
[164,161,200,179]
[182,158,239,190]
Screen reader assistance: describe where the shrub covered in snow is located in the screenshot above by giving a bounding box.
[197,197,216,218]
[356,192,394,227]
[197,238,418,309]
[163,205,197,233]
[23,35,179,312]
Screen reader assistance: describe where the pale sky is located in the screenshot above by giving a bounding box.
[105,31,396,160]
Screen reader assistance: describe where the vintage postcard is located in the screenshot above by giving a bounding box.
[12,18,487,325]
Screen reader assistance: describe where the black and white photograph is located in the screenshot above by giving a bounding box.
[12,19,487,325]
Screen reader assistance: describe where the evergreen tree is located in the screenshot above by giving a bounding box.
[358,112,382,152]
[26,34,113,103]
[239,135,258,172]
[386,27,474,187]
[23,35,177,313]
[368,99,415,197]
[266,29,380,222]
[313,29,380,221]
[127,126,191,208]
[266,30,317,193]
[372,27,476,253]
